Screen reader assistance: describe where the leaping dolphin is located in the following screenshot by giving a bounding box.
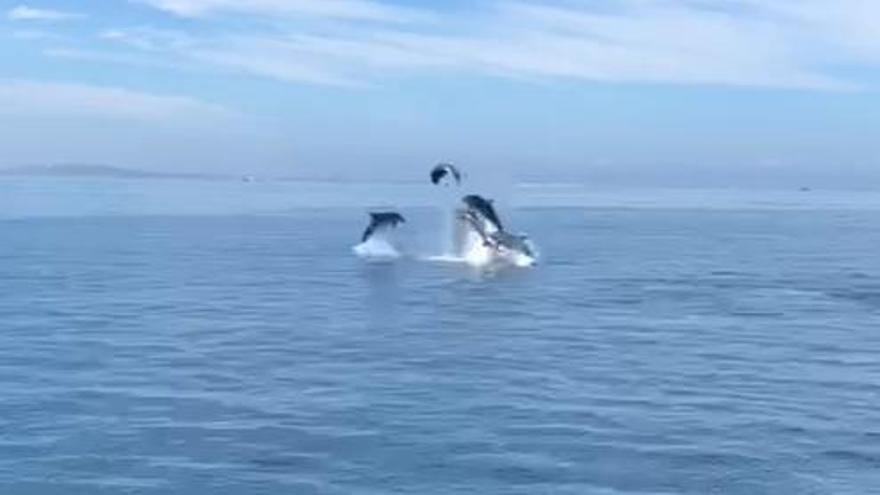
[462,194,503,231]
[457,195,536,267]
[430,162,462,186]
[361,212,405,242]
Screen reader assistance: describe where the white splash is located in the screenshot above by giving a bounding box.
[512,238,540,267]
[508,251,538,267]
[424,215,491,266]
[428,229,538,267]
[422,254,466,263]
[352,236,401,261]
[442,206,457,256]
[460,229,494,267]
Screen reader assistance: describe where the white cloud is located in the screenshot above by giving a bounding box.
[97,0,880,90]
[43,47,187,72]
[7,5,84,21]
[98,27,194,51]
[136,0,429,23]
[0,79,232,122]
[189,38,369,87]
[744,0,880,63]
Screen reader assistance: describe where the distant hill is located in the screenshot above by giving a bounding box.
[0,164,222,180]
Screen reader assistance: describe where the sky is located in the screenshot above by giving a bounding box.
[1,0,879,186]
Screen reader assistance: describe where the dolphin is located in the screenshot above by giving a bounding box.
[456,195,536,266]
[361,212,406,243]
[462,194,503,231]
[430,162,462,186]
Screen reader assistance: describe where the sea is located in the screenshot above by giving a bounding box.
[1,177,880,494]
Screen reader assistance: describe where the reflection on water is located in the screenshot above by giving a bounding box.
[361,260,403,327]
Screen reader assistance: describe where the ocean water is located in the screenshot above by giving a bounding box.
[2,178,880,494]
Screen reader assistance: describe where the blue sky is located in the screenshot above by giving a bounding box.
[1,0,879,185]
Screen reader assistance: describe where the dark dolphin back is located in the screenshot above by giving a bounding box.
[362,212,406,242]
[462,195,503,231]
[430,163,461,185]
[370,212,405,225]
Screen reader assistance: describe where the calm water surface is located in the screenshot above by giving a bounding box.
[1,179,879,494]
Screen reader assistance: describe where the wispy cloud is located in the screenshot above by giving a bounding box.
[135,0,430,23]
[44,47,186,72]
[57,0,880,90]
[7,5,84,22]
[0,79,232,122]
[189,37,370,87]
